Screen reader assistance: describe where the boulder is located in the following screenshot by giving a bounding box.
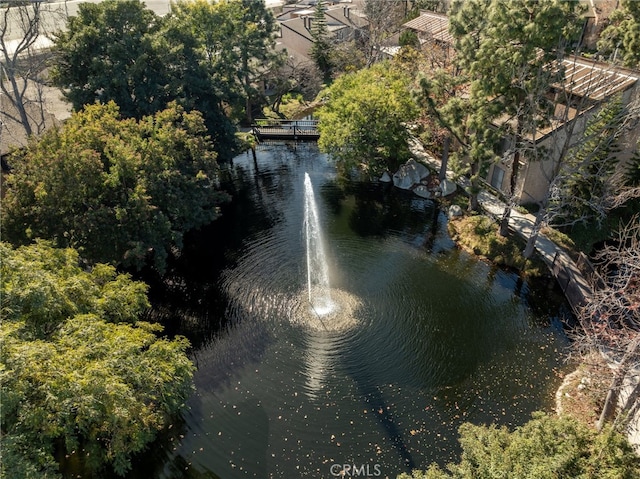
[440,179,457,197]
[392,159,430,190]
[379,171,392,183]
[448,204,464,219]
[413,185,433,199]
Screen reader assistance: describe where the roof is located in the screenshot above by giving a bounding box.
[403,11,453,45]
[324,5,369,29]
[553,57,640,101]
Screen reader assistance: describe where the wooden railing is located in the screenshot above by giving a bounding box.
[252,119,320,141]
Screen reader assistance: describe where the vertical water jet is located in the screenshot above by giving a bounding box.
[304,172,334,316]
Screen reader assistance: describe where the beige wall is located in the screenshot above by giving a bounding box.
[486,83,639,205]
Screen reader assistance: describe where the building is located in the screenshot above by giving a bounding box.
[402,10,453,48]
[402,11,640,205]
[275,1,368,64]
[486,57,640,205]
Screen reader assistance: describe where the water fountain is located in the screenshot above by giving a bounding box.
[297,173,360,331]
[304,172,335,317]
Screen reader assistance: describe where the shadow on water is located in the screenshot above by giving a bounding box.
[137,157,297,348]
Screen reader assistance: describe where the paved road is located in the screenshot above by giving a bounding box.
[3,0,284,43]
[2,0,172,43]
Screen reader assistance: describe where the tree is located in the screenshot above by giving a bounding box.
[521,95,640,259]
[399,413,640,479]
[409,0,443,15]
[448,0,584,235]
[170,0,279,124]
[573,216,640,433]
[329,40,366,77]
[50,0,237,158]
[549,96,626,226]
[0,1,66,138]
[51,0,166,119]
[310,0,333,81]
[316,61,418,177]
[265,55,322,114]
[416,0,502,212]
[399,30,420,50]
[598,0,640,69]
[2,101,229,272]
[362,0,406,67]
[0,241,195,477]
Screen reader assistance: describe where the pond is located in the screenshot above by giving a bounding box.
[131,143,573,479]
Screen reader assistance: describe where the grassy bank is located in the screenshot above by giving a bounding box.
[448,214,547,277]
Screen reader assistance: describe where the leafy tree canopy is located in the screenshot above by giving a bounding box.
[167,0,279,123]
[400,412,639,479]
[0,241,195,478]
[2,101,229,272]
[316,61,418,177]
[51,0,166,118]
[50,0,251,158]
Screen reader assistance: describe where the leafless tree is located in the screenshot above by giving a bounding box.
[572,216,640,432]
[0,1,67,141]
[266,55,322,114]
[361,0,406,67]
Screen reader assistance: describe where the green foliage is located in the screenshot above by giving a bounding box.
[51,0,164,118]
[170,0,279,123]
[551,96,626,225]
[448,215,545,276]
[0,242,195,478]
[399,30,420,49]
[0,241,148,337]
[626,142,640,186]
[400,413,640,479]
[310,0,333,80]
[448,0,583,201]
[2,102,229,271]
[50,0,278,156]
[316,61,418,177]
[598,0,640,68]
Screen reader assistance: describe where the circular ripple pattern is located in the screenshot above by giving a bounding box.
[130,143,573,479]
[290,288,362,331]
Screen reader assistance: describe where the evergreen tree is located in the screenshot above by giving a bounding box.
[598,0,640,69]
[448,0,583,229]
[399,413,639,479]
[310,0,333,81]
[551,96,627,225]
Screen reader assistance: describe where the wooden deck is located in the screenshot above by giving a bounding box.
[252,119,319,141]
[550,250,596,315]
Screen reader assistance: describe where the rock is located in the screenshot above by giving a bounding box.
[392,159,430,190]
[413,185,433,199]
[448,204,463,219]
[440,179,457,196]
[379,171,392,183]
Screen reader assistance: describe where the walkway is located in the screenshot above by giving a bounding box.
[408,138,593,315]
[252,119,319,141]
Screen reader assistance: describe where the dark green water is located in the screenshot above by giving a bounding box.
[129,143,572,479]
